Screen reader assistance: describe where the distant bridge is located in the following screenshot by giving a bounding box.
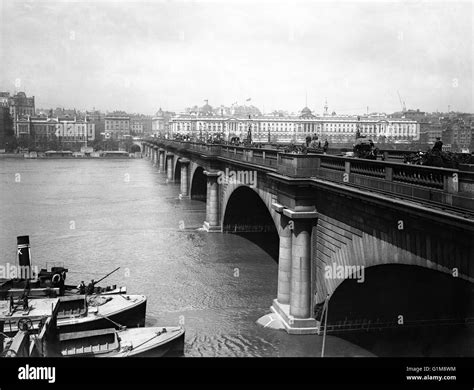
[141,139,474,334]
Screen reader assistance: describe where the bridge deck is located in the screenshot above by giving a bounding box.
[146,139,474,217]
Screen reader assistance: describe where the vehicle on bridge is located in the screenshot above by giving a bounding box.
[353,138,378,160]
[403,149,474,169]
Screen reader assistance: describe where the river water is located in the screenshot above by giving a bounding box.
[0,158,471,357]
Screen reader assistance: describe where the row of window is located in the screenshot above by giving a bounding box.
[172,121,416,130]
[169,129,418,139]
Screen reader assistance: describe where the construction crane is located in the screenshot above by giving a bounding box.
[397,91,407,113]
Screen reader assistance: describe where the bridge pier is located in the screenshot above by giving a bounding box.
[179,158,190,199]
[270,204,319,334]
[277,214,292,305]
[158,149,165,172]
[203,171,221,232]
[166,154,174,181]
[288,215,314,319]
[152,146,158,166]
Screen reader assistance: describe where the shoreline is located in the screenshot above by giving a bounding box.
[0,153,25,159]
[0,153,142,159]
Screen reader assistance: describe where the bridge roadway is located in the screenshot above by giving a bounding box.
[141,139,474,335]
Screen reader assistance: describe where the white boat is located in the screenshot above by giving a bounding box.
[59,326,185,357]
[1,294,147,336]
[1,299,184,358]
[56,294,147,333]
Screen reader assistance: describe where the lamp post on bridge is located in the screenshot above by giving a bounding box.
[246,114,252,146]
[321,294,331,357]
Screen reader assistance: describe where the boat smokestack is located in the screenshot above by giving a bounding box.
[17,235,31,279]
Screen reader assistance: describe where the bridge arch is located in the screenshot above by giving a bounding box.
[174,158,181,182]
[221,184,280,260]
[322,263,472,330]
[130,143,141,153]
[190,165,207,201]
[315,219,472,303]
[313,210,473,328]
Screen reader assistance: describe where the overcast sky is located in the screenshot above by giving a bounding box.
[0,0,472,115]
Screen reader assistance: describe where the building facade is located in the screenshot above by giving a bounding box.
[130,117,144,135]
[1,91,36,145]
[53,118,95,145]
[13,116,95,149]
[0,106,13,151]
[168,106,420,144]
[86,110,105,141]
[130,115,152,136]
[442,117,473,151]
[104,115,130,140]
[0,92,10,108]
[152,108,174,137]
[8,92,36,118]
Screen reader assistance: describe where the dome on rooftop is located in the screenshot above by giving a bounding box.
[200,101,214,116]
[201,103,213,113]
[300,106,314,118]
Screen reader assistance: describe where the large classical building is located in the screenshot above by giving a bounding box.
[168,103,420,144]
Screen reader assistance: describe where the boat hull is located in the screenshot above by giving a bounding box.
[112,327,185,357]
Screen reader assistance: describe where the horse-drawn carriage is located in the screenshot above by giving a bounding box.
[353,138,378,159]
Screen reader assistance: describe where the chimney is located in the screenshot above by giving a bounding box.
[17,235,31,279]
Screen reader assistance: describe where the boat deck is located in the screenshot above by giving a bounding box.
[57,296,87,319]
[58,326,184,357]
[0,297,59,321]
[60,329,119,356]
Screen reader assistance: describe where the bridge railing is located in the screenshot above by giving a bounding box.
[220,145,279,167]
[276,153,474,210]
[149,139,474,210]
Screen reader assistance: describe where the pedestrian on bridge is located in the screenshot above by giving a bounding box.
[323,140,329,154]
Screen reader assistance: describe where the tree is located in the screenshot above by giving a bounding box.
[47,134,60,151]
[122,137,133,152]
[103,138,118,151]
[4,135,17,152]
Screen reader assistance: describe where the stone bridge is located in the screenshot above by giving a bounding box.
[143,140,474,334]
